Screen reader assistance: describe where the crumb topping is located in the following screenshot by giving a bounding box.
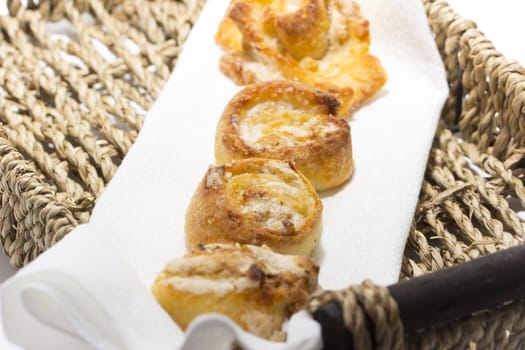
[164,244,316,296]
[225,160,315,231]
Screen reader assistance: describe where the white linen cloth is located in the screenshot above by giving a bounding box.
[0,0,455,348]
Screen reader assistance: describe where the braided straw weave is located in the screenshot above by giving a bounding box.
[0,0,205,266]
[399,0,525,346]
[308,280,405,349]
[1,0,525,347]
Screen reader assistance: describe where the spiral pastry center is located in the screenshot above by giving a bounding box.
[239,101,339,150]
[225,161,315,232]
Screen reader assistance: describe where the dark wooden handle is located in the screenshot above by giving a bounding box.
[312,244,525,348]
[390,243,525,332]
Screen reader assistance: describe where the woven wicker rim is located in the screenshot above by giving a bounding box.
[0,0,524,347]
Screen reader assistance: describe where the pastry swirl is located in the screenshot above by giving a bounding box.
[215,0,387,117]
[152,243,319,341]
[215,80,353,191]
[185,158,322,255]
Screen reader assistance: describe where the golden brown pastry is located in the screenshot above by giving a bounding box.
[152,243,319,341]
[215,80,353,192]
[185,158,322,255]
[215,0,387,117]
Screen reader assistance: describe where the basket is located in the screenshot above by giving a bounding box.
[0,0,524,347]
[0,0,204,266]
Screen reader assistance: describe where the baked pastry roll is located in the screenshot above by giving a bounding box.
[215,0,387,117]
[152,243,319,341]
[215,80,353,192]
[185,158,322,255]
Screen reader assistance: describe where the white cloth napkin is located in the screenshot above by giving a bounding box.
[0,226,321,350]
[79,0,447,289]
[1,0,448,348]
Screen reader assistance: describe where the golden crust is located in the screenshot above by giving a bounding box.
[185,158,322,255]
[215,80,353,191]
[152,243,319,341]
[216,0,387,116]
[274,0,331,60]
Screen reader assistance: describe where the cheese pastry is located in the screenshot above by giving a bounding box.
[215,0,387,117]
[216,80,353,191]
[185,158,322,255]
[152,243,319,341]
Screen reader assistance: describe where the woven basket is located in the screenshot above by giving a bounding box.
[0,0,203,266]
[1,0,524,347]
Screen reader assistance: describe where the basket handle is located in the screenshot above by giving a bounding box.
[309,244,525,349]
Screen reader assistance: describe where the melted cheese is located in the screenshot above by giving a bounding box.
[216,0,387,115]
[164,244,312,296]
[245,61,284,81]
[285,0,303,12]
[239,101,334,150]
[165,276,259,297]
[225,161,315,231]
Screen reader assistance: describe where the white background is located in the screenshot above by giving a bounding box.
[0,2,523,349]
